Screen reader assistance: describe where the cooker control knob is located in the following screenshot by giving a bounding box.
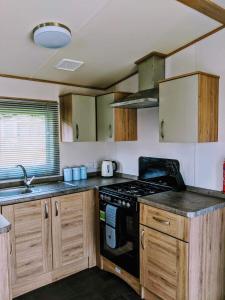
[122,201,126,206]
[118,200,122,205]
[100,194,104,200]
[126,202,131,208]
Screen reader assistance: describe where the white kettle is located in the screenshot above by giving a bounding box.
[101,160,118,177]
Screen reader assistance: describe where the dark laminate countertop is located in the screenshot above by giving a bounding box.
[0,214,11,234]
[1,175,225,223]
[0,176,132,206]
[138,190,225,218]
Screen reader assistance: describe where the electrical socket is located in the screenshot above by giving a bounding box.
[86,161,98,172]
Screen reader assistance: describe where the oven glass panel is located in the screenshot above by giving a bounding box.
[100,201,139,278]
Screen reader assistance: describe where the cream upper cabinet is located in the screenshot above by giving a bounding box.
[96,94,114,141]
[96,92,137,142]
[60,94,96,142]
[159,72,219,143]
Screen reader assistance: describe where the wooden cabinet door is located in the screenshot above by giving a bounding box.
[96,94,114,141]
[51,193,89,270]
[2,199,52,286]
[159,75,198,142]
[140,225,188,300]
[72,95,96,142]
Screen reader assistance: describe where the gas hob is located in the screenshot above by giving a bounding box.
[100,180,168,198]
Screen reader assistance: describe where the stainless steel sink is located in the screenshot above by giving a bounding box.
[0,187,33,198]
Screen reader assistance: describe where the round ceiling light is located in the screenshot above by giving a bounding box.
[33,22,72,49]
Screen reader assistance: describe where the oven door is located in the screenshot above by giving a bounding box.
[99,199,139,278]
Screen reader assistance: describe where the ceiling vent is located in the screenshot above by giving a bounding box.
[55,59,84,71]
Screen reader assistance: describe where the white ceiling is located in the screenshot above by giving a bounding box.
[213,0,225,9]
[0,0,221,88]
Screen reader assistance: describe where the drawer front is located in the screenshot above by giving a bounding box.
[140,204,189,241]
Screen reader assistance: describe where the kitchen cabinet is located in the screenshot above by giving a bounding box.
[60,94,96,142]
[159,72,219,143]
[140,225,188,300]
[1,190,96,298]
[2,199,52,293]
[140,204,225,300]
[0,231,11,300]
[51,193,89,269]
[96,92,137,141]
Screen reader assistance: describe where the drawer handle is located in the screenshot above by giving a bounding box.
[44,202,49,219]
[109,124,113,138]
[76,124,79,140]
[160,119,165,139]
[153,216,170,225]
[10,242,12,255]
[55,201,59,217]
[141,229,145,250]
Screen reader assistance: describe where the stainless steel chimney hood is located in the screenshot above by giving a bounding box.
[111,52,166,109]
[111,88,159,108]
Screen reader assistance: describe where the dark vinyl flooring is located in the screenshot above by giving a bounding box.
[15,267,141,300]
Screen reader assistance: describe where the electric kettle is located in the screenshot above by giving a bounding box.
[101,160,117,177]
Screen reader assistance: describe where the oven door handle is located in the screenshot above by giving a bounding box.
[141,229,145,250]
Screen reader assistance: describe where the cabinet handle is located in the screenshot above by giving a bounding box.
[76,124,79,140]
[44,202,49,219]
[153,216,170,225]
[141,229,145,250]
[160,119,165,139]
[55,201,59,217]
[10,242,12,255]
[109,124,112,138]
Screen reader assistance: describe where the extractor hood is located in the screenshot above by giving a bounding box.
[111,52,166,109]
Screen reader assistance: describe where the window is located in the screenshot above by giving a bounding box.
[0,98,60,180]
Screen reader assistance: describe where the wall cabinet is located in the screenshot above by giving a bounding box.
[140,204,225,300]
[60,94,96,142]
[159,72,219,143]
[96,92,137,141]
[1,190,96,298]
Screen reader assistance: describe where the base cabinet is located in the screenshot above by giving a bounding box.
[140,225,188,300]
[0,232,12,300]
[2,190,96,298]
[140,204,225,300]
[2,199,52,287]
[52,193,89,269]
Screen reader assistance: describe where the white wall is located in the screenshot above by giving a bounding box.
[0,77,117,173]
[1,28,225,189]
[114,29,225,191]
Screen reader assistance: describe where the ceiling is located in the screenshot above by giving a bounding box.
[0,0,222,89]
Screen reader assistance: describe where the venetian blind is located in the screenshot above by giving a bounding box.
[0,99,60,180]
